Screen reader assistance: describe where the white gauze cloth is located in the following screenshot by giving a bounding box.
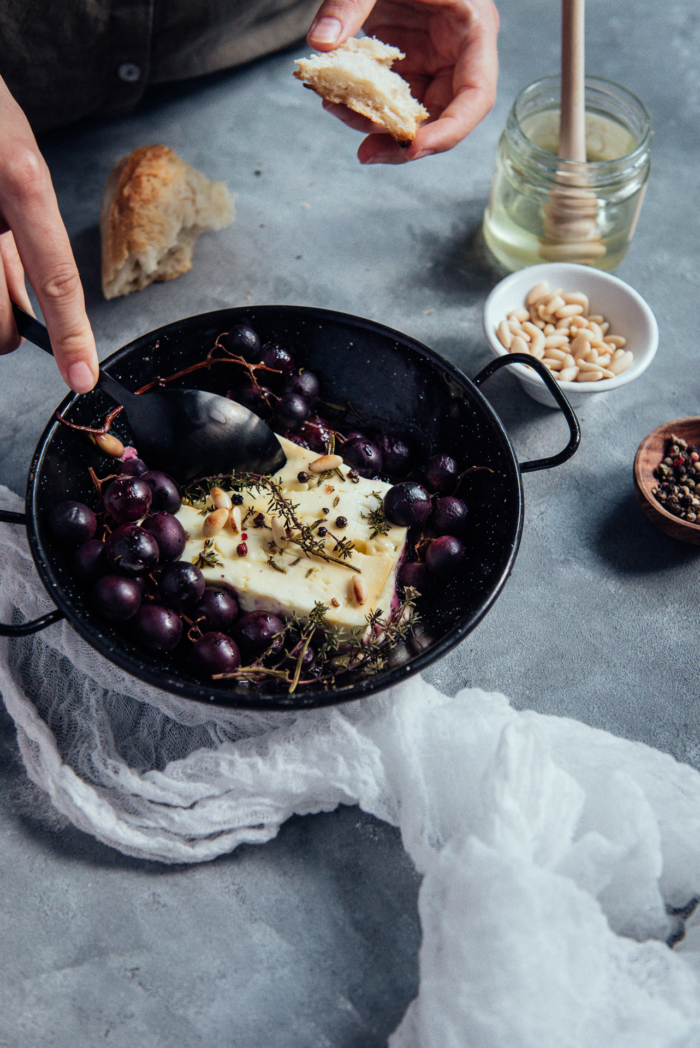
[2,483,700,1048]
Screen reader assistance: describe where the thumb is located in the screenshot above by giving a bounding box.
[307,0,375,50]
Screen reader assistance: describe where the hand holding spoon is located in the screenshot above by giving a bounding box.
[13,304,286,483]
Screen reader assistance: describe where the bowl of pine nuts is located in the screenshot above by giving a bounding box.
[483,263,658,408]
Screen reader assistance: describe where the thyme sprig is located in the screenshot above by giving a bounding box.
[361,491,390,539]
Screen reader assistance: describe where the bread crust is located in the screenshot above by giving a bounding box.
[100,145,233,300]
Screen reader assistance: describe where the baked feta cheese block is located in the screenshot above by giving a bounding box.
[176,437,407,634]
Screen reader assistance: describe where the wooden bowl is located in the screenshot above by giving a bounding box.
[634,417,700,544]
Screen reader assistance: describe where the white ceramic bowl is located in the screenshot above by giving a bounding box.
[483,263,659,408]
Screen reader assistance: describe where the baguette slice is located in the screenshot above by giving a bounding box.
[100,145,234,300]
[294,37,428,144]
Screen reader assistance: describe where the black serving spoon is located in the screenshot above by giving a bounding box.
[13,304,286,483]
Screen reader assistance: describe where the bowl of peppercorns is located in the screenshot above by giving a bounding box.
[634,419,700,544]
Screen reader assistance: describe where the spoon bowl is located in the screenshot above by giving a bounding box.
[12,304,286,482]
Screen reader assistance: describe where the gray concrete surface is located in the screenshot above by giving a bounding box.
[2,0,699,1043]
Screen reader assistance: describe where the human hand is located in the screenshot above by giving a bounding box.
[0,77,97,392]
[307,0,499,164]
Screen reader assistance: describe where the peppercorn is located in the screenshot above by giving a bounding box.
[231,493,244,505]
[317,526,327,537]
[335,516,348,528]
[297,471,309,483]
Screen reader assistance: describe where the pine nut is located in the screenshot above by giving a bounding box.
[608,350,634,375]
[579,358,603,372]
[558,366,579,382]
[203,508,229,537]
[210,486,232,510]
[545,348,569,362]
[526,281,550,305]
[522,321,542,340]
[562,292,589,313]
[544,334,569,348]
[544,323,556,335]
[555,304,585,318]
[508,319,524,336]
[596,353,612,367]
[588,315,604,324]
[542,357,564,371]
[309,454,343,473]
[555,317,572,329]
[510,335,530,355]
[271,516,289,548]
[563,354,576,368]
[569,315,589,331]
[510,308,530,322]
[598,367,615,380]
[570,333,591,357]
[95,433,125,457]
[352,575,368,605]
[577,369,604,382]
[229,505,242,533]
[600,321,610,334]
[497,319,512,349]
[607,335,627,348]
[544,294,566,314]
[530,331,545,356]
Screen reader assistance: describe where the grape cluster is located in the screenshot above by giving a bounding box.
[49,322,479,688]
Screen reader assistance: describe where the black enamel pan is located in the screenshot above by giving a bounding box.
[0,306,579,710]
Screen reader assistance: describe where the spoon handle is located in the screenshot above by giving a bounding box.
[11,303,135,407]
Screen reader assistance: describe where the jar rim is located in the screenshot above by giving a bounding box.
[508,74,652,178]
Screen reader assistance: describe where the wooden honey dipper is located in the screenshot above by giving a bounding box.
[540,0,606,261]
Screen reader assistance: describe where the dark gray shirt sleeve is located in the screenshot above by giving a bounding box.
[0,0,318,132]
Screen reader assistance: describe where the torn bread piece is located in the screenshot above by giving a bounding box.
[294,36,429,144]
[100,145,234,300]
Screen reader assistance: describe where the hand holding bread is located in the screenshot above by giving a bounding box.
[304,0,500,164]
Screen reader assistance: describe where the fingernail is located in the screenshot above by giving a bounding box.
[309,16,342,45]
[68,361,95,393]
[362,153,393,165]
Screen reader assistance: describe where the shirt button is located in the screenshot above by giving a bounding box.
[118,62,142,83]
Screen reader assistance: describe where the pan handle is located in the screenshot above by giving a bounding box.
[0,510,66,635]
[473,353,581,473]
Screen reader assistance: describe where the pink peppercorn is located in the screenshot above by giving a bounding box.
[237,543,248,557]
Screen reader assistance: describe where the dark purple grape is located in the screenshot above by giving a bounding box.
[342,429,367,443]
[140,471,182,514]
[342,437,383,478]
[90,575,143,621]
[229,380,272,417]
[158,561,206,611]
[255,341,295,378]
[384,482,432,527]
[275,393,310,432]
[48,501,97,546]
[397,561,435,594]
[130,603,183,652]
[140,512,187,563]
[282,370,320,405]
[190,632,241,677]
[103,476,152,524]
[120,456,149,477]
[71,539,108,587]
[279,644,316,675]
[425,535,465,577]
[424,454,460,493]
[375,434,412,477]
[191,587,239,633]
[105,524,159,577]
[232,611,284,659]
[431,496,469,536]
[221,324,260,360]
[298,416,333,453]
[284,432,311,449]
